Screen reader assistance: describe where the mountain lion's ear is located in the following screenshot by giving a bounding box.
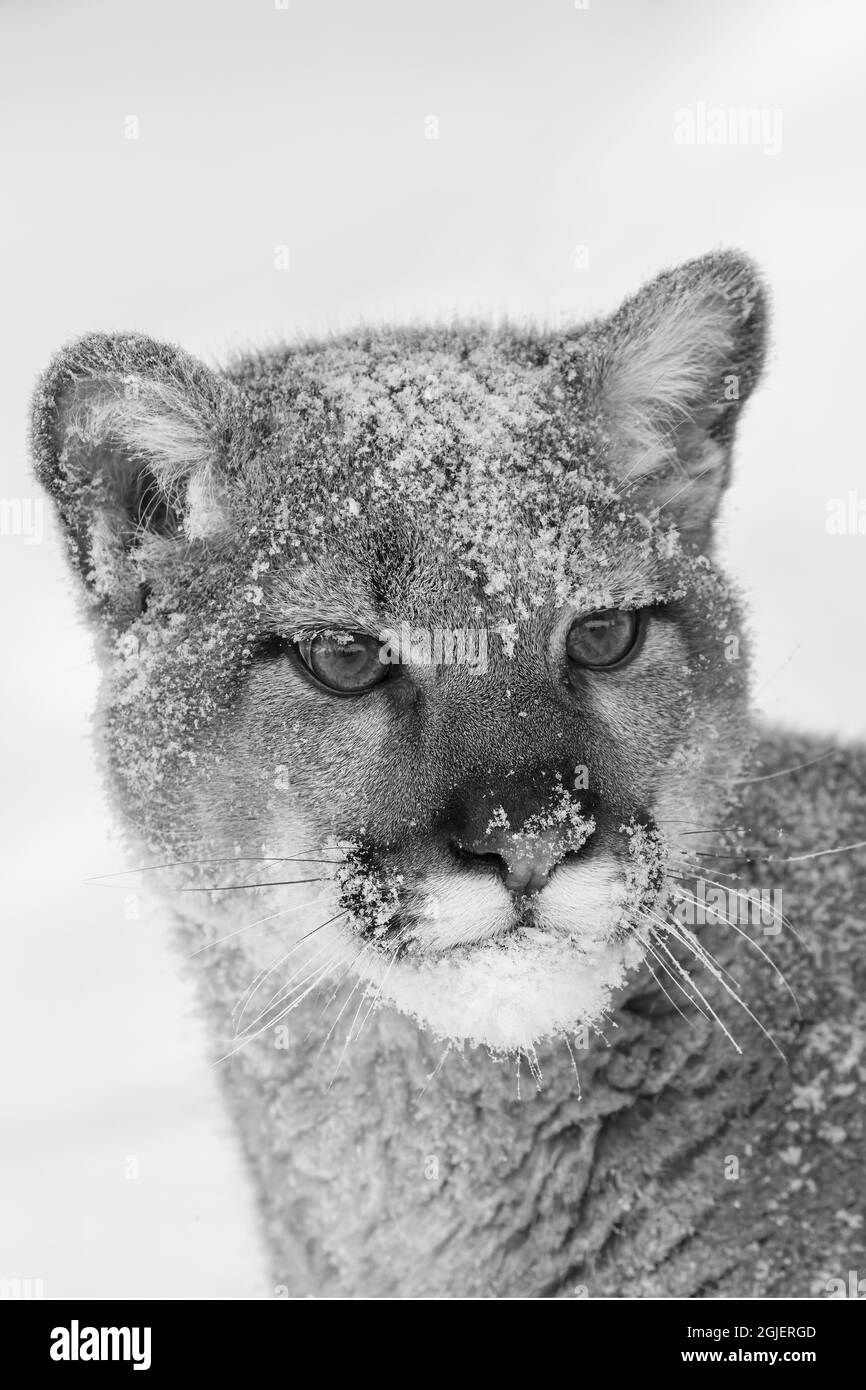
[580,251,768,545]
[31,333,235,621]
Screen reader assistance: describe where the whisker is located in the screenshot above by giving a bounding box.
[216,955,342,1063]
[174,877,328,893]
[416,1043,452,1102]
[85,854,345,885]
[640,953,699,1027]
[327,986,372,1090]
[524,1043,544,1090]
[633,928,710,1020]
[651,914,786,1061]
[232,942,324,1036]
[730,748,837,785]
[562,1034,581,1098]
[680,851,777,864]
[234,934,337,1034]
[320,972,368,1059]
[656,821,728,831]
[646,924,743,1052]
[237,936,339,1036]
[670,850,767,861]
[185,896,326,960]
[227,919,352,1053]
[351,934,407,1048]
[325,930,410,1085]
[781,838,866,864]
[233,912,348,1035]
[667,857,738,879]
[670,887,801,1017]
[675,827,760,836]
[653,906,744,992]
[313,944,374,1053]
[686,871,805,949]
[752,643,802,695]
[246,920,351,1021]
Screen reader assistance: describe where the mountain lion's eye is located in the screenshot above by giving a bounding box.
[566,609,640,668]
[299,632,388,694]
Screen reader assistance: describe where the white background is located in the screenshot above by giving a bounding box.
[1,0,865,1297]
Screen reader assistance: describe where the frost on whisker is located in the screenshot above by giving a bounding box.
[335,840,405,941]
[621,819,670,918]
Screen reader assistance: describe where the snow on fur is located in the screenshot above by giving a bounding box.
[30,251,765,1052]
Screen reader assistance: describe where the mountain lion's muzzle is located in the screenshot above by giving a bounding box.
[440,772,598,897]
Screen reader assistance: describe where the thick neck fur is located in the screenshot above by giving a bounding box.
[180,730,866,1298]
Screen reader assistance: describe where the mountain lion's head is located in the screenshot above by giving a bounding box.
[33,252,767,1053]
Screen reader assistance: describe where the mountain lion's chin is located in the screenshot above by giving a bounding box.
[334,852,648,1050]
[352,920,644,1054]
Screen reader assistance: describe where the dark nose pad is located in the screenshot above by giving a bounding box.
[455,826,569,896]
[440,774,596,898]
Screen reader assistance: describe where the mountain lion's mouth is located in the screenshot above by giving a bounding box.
[335,842,634,953]
[343,891,542,959]
[327,846,664,1048]
[342,913,645,1051]
[258,817,672,1048]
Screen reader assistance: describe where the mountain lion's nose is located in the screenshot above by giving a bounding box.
[454,826,569,897]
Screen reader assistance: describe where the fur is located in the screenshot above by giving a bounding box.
[31,251,865,1297]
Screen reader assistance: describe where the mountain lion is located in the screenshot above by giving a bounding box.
[32,252,865,1297]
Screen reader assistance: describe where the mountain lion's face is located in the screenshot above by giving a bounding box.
[33,252,765,1050]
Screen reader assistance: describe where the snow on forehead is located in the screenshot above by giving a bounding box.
[260,334,677,612]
